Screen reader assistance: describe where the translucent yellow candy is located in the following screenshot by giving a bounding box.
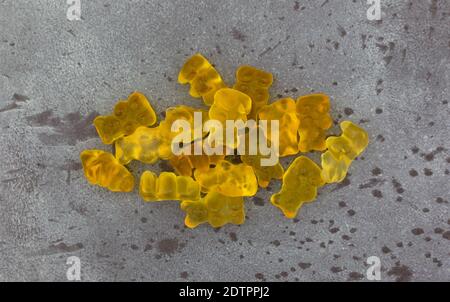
[241,154,284,188]
[115,126,170,165]
[139,171,200,202]
[93,92,157,144]
[169,140,225,177]
[258,98,300,157]
[180,191,245,228]
[80,150,134,192]
[209,88,252,123]
[115,106,208,165]
[178,53,226,105]
[158,105,209,142]
[296,94,333,152]
[194,160,258,197]
[321,121,369,183]
[271,156,324,218]
[233,65,273,119]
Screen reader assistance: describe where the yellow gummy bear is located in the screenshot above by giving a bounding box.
[296,94,333,152]
[115,106,208,165]
[233,65,273,120]
[80,149,134,192]
[169,140,225,177]
[93,92,157,144]
[139,171,200,202]
[241,154,284,188]
[115,126,169,165]
[194,160,258,197]
[178,53,226,105]
[258,98,300,157]
[209,88,252,123]
[321,121,369,183]
[271,156,324,218]
[180,191,245,228]
[159,105,209,142]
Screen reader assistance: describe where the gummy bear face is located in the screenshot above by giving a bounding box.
[178,54,211,84]
[94,92,157,144]
[209,88,252,122]
[236,65,273,88]
[178,53,226,105]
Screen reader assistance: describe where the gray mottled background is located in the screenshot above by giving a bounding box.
[0,0,449,282]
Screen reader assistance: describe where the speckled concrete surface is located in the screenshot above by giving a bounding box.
[0,0,449,282]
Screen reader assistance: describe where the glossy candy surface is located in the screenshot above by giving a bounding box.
[80,150,134,192]
[139,171,200,202]
[94,92,156,144]
[178,53,226,105]
[181,191,245,228]
[271,156,324,218]
[296,94,333,152]
[233,65,273,119]
[321,121,369,183]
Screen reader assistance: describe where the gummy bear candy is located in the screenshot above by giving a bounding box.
[194,160,258,197]
[94,92,157,144]
[321,121,369,183]
[115,106,208,165]
[180,191,245,228]
[139,171,201,202]
[158,105,209,142]
[296,94,333,152]
[169,140,225,177]
[178,53,226,105]
[233,65,273,120]
[115,126,169,165]
[258,98,300,157]
[80,149,134,192]
[209,88,252,123]
[241,154,284,188]
[271,156,324,218]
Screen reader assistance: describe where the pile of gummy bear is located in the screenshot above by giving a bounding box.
[80,53,369,228]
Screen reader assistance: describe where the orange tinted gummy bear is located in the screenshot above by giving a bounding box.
[93,92,157,144]
[271,156,324,218]
[178,53,226,105]
[258,98,300,157]
[296,94,333,152]
[180,191,245,228]
[233,65,273,119]
[80,150,134,192]
[139,171,201,202]
[194,160,258,197]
